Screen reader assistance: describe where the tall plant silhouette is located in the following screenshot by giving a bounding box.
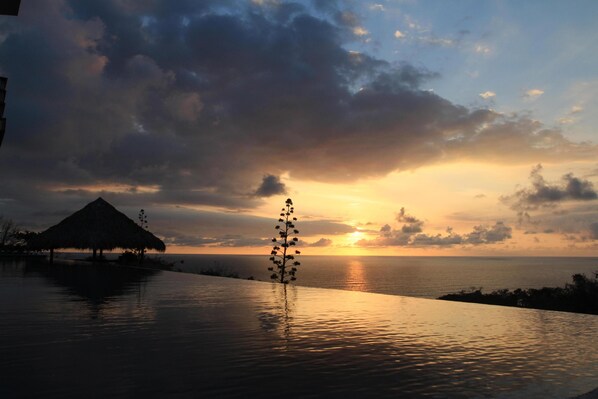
[138,209,148,230]
[136,209,148,261]
[268,198,301,283]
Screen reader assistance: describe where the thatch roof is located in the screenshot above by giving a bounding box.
[31,197,166,252]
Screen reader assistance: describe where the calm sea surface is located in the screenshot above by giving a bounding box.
[1,258,597,398]
[150,255,598,298]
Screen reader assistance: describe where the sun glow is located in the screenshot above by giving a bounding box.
[348,231,365,245]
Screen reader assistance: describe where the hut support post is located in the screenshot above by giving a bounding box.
[49,248,54,264]
[92,248,97,261]
[99,249,103,259]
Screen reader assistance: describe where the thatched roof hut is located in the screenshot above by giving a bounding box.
[31,198,166,259]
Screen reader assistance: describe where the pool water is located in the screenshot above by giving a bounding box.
[0,259,596,398]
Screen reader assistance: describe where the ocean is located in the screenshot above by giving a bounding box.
[144,254,598,299]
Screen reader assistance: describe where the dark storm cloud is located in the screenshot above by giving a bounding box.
[589,223,598,240]
[501,164,598,213]
[0,0,596,230]
[254,175,287,197]
[359,209,511,248]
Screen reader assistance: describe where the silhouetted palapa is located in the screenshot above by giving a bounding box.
[32,197,165,262]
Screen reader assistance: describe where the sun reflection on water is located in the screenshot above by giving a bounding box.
[344,259,368,292]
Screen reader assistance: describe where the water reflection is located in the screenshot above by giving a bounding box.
[23,261,159,319]
[1,259,597,398]
[344,259,368,291]
[253,278,598,396]
[258,284,297,351]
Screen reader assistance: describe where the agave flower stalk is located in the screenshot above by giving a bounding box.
[268,198,301,284]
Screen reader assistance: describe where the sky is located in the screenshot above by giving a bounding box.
[1,0,598,256]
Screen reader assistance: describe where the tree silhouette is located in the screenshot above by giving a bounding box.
[0,216,18,248]
[268,198,301,284]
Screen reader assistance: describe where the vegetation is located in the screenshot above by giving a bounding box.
[438,273,598,315]
[138,209,148,230]
[0,216,18,247]
[198,266,240,279]
[268,198,301,284]
[0,216,39,255]
[116,209,156,265]
[135,208,149,261]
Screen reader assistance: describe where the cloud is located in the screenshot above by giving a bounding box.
[305,237,332,247]
[558,117,575,125]
[501,164,598,213]
[418,36,455,47]
[555,218,598,244]
[462,222,512,244]
[499,165,598,238]
[396,207,423,233]
[474,44,490,54]
[155,208,354,248]
[163,233,272,248]
[0,0,596,232]
[358,209,511,247]
[558,105,584,125]
[353,26,369,36]
[408,232,464,247]
[254,175,287,197]
[479,91,496,99]
[394,30,405,39]
[299,220,356,236]
[164,92,203,122]
[524,89,544,99]
[417,29,471,49]
[369,4,385,12]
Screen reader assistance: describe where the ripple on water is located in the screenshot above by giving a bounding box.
[0,260,596,398]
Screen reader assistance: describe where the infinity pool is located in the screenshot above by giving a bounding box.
[0,259,596,398]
